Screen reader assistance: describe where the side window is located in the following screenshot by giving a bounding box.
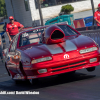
[10,35,19,52]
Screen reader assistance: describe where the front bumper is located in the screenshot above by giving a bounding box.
[24,52,100,79]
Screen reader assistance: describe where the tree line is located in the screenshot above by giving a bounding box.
[0,0,7,17]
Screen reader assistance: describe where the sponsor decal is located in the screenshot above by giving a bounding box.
[64,54,69,59]
[94,17,96,19]
[27,76,37,79]
[9,25,12,28]
[98,14,100,16]
[14,25,17,27]
[20,24,23,27]
[73,19,85,28]
[33,28,45,33]
[77,21,81,28]
[22,32,29,37]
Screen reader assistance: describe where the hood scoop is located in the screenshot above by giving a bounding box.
[42,25,65,44]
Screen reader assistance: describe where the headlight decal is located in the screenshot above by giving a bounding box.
[80,47,98,54]
[31,56,52,64]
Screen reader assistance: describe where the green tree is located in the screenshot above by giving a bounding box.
[0,0,7,17]
[61,4,74,14]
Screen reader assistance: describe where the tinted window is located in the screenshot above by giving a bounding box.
[58,25,78,36]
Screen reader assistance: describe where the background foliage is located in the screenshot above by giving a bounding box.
[61,4,74,14]
[0,0,7,17]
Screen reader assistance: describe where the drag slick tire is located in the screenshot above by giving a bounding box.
[86,67,95,72]
[68,71,76,74]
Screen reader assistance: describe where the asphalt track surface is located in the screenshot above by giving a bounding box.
[0,61,100,100]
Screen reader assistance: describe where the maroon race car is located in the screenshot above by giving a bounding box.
[4,22,100,84]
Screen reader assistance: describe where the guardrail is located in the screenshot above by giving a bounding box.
[79,29,100,46]
[76,25,100,31]
[1,32,9,49]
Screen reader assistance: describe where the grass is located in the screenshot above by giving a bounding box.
[0,24,4,32]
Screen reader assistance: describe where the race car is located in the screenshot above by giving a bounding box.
[4,22,100,84]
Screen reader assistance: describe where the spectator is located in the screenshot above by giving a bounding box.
[6,16,24,42]
[94,3,100,26]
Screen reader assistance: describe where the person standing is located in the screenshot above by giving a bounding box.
[94,3,100,26]
[6,16,24,42]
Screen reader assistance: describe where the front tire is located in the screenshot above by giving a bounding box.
[29,79,38,85]
[86,67,95,72]
[68,71,76,74]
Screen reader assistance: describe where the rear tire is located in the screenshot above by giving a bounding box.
[68,71,76,74]
[86,67,95,72]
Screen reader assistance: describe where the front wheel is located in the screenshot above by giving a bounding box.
[86,67,95,72]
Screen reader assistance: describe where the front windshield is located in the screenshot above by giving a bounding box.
[19,24,78,47]
[57,25,78,36]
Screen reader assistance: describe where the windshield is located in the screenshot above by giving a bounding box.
[19,24,78,47]
[57,25,78,36]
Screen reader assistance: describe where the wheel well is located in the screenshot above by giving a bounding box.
[19,62,27,78]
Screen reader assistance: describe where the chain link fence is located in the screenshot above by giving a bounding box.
[79,29,100,46]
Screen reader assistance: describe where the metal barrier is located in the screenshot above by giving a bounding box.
[79,29,100,46]
[1,32,9,49]
[76,25,100,31]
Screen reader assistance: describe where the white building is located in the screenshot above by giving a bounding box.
[4,0,100,27]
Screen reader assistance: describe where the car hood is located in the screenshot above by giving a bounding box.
[69,35,95,49]
[20,35,96,59]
